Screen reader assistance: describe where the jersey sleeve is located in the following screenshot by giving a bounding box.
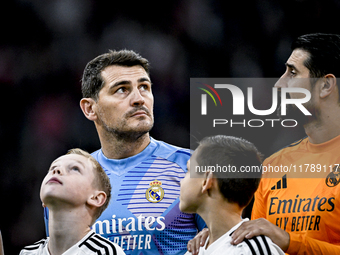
[287,232,340,254]
[251,179,267,220]
[236,236,285,255]
[194,213,207,231]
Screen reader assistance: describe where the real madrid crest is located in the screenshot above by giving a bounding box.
[326,167,340,187]
[146,179,164,203]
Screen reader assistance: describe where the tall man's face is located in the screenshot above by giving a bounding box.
[275,49,319,125]
[93,65,154,140]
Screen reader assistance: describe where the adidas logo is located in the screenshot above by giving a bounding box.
[271,174,287,190]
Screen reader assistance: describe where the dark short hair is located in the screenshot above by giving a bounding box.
[291,33,340,78]
[196,135,263,208]
[81,49,150,100]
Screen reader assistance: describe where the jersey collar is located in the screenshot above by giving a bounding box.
[98,137,158,176]
[306,134,340,153]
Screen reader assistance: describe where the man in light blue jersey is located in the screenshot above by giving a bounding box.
[45,49,205,254]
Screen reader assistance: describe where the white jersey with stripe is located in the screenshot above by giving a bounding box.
[19,230,125,255]
[44,138,206,254]
[184,219,285,255]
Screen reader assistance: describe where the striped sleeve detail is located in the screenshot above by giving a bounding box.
[244,239,257,255]
[253,237,265,255]
[244,235,272,255]
[22,239,46,250]
[260,235,272,254]
[79,233,118,254]
[20,239,46,253]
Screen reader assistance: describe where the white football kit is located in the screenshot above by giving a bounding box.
[185,219,285,255]
[20,230,125,255]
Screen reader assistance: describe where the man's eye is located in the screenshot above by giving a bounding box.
[140,84,150,91]
[116,87,127,93]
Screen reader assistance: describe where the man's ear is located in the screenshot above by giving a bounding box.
[320,74,337,99]
[201,171,214,194]
[87,191,107,208]
[80,98,97,121]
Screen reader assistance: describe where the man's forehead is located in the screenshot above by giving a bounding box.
[287,49,310,66]
[101,65,149,81]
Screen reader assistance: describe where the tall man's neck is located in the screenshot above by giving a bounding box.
[101,132,151,159]
[305,106,340,144]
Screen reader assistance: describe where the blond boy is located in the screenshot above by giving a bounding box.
[20,148,125,255]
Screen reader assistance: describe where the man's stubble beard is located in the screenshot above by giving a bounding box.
[102,118,154,142]
[277,93,319,127]
[99,107,154,143]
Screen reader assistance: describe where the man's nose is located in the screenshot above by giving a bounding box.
[131,89,145,106]
[274,74,288,88]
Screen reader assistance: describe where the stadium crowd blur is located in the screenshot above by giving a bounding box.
[2,0,340,253]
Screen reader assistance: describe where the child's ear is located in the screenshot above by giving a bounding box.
[201,171,214,194]
[87,191,107,208]
[80,98,98,121]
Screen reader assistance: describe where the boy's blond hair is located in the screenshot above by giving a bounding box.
[67,148,111,221]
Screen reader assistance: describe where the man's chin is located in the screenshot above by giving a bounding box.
[131,121,154,133]
[277,105,310,126]
[117,123,154,140]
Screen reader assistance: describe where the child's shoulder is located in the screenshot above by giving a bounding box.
[79,232,125,255]
[236,235,285,255]
[19,239,47,254]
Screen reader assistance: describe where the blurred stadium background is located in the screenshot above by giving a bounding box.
[1,0,340,253]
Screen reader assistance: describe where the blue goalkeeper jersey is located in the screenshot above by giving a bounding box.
[45,137,206,255]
